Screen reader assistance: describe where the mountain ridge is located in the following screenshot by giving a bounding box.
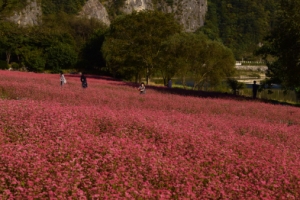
[5,0,207,32]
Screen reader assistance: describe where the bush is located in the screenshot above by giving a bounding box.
[11,62,20,70]
[227,78,245,95]
[0,60,8,70]
[23,50,46,72]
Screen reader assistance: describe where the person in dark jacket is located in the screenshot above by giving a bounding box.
[167,79,172,88]
[81,73,88,88]
[252,81,258,99]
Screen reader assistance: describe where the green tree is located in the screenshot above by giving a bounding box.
[21,49,46,72]
[81,28,107,73]
[102,11,182,83]
[160,33,205,88]
[161,33,235,89]
[195,40,236,89]
[45,43,77,72]
[0,22,25,64]
[258,0,300,96]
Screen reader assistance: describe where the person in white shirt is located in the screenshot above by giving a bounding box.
[138,82,146,94]
[60,72,66,86]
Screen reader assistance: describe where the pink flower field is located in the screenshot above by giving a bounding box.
[0,70,299,199]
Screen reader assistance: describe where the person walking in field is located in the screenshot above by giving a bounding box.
[138,82,146,94]
[60,72,66,87]
[167,79,172,88]
[252,81,258,99]
[80,73,88,88]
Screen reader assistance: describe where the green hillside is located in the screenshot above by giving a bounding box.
[199,0,278,60]
[0,0,280,65]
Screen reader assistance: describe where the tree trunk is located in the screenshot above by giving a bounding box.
[135,73,138,83]
[6,51,11,65]
[146,68,150,85]
[182,76,186,89]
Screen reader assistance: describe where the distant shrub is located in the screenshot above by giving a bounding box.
[227,78,245,95]
[0,60,8,70]
[11,62,21,70]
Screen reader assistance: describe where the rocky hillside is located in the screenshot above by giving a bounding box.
[7,0,42,26]
[6,0,207,32]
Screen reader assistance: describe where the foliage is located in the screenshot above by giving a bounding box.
[196,1,220,42]
[45,43,77,72]
[226,78,245,95]
[0,0,27,19]
[257,0,300,92]
[41,0,86,15]
[41,13,107,51]
[160,33,201,87]
[160,32,236,89]
[102,11,182,82]
[0,21,26,64]
[200,0,278,60]
[106,0,126,20]
[22,49,46,72]
[0,12,107,73]
[81,28,107,73]
[10,62,20,70]
[0,59,8,69]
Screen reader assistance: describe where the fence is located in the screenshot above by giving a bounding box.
[235,61,265,66]
[240,88,298,103]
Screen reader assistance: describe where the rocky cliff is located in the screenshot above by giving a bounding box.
[78,0,110,26]
[7,0,207,32]
[122,0,207,32]
[7,0,42,26]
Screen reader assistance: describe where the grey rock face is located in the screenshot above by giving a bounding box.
[7,0,42,26]
[172,0,207,32]
[121,0,207,32]
[122,0,154,13]
[6,0,206,32]
[78,0,110,26]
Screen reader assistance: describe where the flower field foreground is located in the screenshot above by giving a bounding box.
[0,70,299,199]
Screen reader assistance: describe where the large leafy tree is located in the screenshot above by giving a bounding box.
[45,43,77,72]
[0,22,26,64]
[160,33,206,88]
[20,48,46,72]
[161,33,235,89]
[199,40,236,88]
[258,0,300,95]
[102,11,182,83]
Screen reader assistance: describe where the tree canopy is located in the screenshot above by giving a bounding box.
[102,11,235,87]
[160,33,235,89]
[199,0,278,60]
[257,0,300,92]
[0,12,107,72]
[102,11,182,83]
[0,0,27,20]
